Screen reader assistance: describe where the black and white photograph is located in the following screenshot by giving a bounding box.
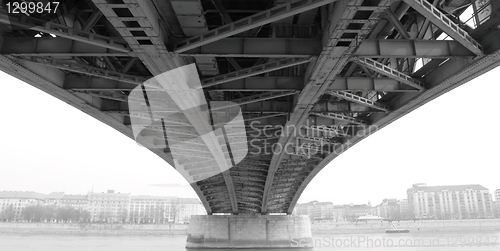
[0,0,499,250]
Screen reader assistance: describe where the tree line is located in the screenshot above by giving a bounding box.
[0,205,91,223]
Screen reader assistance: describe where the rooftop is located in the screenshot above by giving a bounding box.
[62,194,88,200]
[409,184,488,192]
[0,191,46,200]
[46,192,65,199]
[177,198,201,204]
[131,195,178,200]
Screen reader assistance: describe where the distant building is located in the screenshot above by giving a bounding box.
[294,201,332,221]
[344,204,373,221]
[331,205,347,222]
[44,192,64,207]
[60,194,89,210]
[1,189,207,224]
[0,191,46,221]
[375,199,411,220]
[129,195,177,223]
[376,199,399,219]
[176,198,206,223]
[398,199,411,220]
[88,190,130,223]
[294,201,316,219]
[294,201,373,222]
[494,189,500,218]
[407,183,494,219]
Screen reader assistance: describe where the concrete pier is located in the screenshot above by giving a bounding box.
[186,215,312,249]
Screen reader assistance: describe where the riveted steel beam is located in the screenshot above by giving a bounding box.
[181,38,321,58]
[17,57,147,84]
[83,11,103,31]
[0,37,130,57]
[211,91,299,110]
[64,76,303,92]
[92,0,186,74]
[328,77,418,92]
[355,39,477,58]
[384,9,410,39]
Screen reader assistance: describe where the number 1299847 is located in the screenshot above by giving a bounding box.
[6,1,60,15]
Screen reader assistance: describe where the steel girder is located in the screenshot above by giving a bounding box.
[91,0,186,74]
[180,38,321,58]
[353,57,425,90]
[16,57,148,84]
[329,77,418,92]
[0,37,130,57]
[91,0,223,214]
[180,38,477,58]
[173,0,336,53]
[105,99,387,116]
[355,39,477,58]
[261,0,394,214]
[2,37,477,58]
[64,75,417,93]
[0,55,217,215]
[402,0,483,56]
[202,58,311,88]
[326,91,390,112]
[0,14,129,52]
[0,0,496,216]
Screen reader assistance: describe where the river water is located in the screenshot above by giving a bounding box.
[0,232,499,250]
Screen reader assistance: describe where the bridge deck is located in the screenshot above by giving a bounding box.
[0,0,499,215]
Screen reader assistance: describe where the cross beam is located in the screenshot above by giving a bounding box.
[353,57,425,90]
[173,0,336,52]
[402,0,483,56]
[3,37,476,58]
[180,38,320,58]
[202,58,311,88]
[181,38,477,58]
[311,112,367,126]
[355,39,477,58]
[0,37,130,57]
[19,57,147,84]
[327,91,390,112]
[212,91,299,110]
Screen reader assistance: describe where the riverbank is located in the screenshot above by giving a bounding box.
[2,219,500,235]
[312,219,500,234]
[0,223,188,235]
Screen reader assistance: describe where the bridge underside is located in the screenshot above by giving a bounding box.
[1,0,500,216]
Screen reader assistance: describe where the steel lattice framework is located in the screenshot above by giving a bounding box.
[1,0,500,214]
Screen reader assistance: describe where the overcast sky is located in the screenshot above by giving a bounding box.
[0,65,499,206]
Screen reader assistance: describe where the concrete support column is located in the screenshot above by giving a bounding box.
[186,215,312,248]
